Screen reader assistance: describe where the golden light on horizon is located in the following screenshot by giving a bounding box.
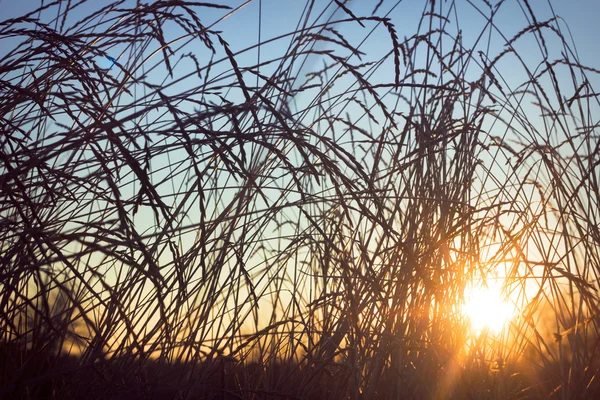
[462,279,515,334]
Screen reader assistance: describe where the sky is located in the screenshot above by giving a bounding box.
[2,2,598,246]
[1,0,598,68]
[2,0,597,218]
[2,0,599,345]
[2,0,598,244]
[1,1,598,114]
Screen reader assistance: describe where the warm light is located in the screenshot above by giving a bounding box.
[463,280,514,334]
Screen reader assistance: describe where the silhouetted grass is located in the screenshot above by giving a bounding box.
[1,0,599,399]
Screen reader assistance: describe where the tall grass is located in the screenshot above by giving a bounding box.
[1,0,599,398]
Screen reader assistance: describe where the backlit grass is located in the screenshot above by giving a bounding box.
[1,0,599,398]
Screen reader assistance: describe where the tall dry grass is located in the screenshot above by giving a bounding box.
[1,0,599,399]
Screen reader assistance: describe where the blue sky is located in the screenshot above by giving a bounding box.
[1,0,598,68]
[2,1,597,213]
[2,0,598,343]
[2,1,596,186]
[2,0,597,239]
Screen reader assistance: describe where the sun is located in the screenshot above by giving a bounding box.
[462,280,514,334]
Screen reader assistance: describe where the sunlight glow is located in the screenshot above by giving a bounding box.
[463,280,514,334]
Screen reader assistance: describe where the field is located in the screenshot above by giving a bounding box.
[1,0,599,399]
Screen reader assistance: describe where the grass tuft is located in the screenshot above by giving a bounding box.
[1,0,599,399]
